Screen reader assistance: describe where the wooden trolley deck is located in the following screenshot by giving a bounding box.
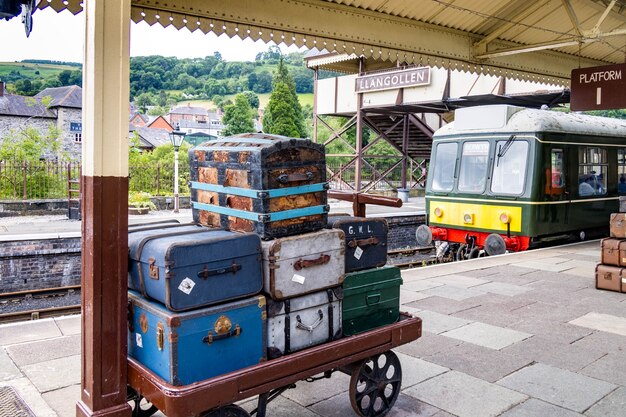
[127,313,422,417]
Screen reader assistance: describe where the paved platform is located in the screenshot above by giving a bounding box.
[1,239,625,416]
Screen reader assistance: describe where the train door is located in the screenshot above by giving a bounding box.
[544,147,568,225]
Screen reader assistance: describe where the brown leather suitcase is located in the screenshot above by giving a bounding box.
[610,213,626,238]
[601,238,622,266]
[595,264,626,293]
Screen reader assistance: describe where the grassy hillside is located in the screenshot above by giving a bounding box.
[0,61,77,80]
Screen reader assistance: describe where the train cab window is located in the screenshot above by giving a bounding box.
[578,147,607,197]
[491,139,528,195]
[458,141,489,193]
[431,142,458,192]
[618,149,626,194]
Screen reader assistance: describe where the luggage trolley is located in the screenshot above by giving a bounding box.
[127,313,421,417]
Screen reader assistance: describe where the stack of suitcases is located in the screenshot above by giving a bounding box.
[596,213,626,294]
[126,133,404,386]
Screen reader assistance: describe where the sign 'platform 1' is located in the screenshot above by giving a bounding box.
[571,63,626,111]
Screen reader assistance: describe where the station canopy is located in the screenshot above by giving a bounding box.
[40,0,626,86]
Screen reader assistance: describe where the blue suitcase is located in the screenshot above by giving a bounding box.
[128,291,267,386]
[128,224,263,311]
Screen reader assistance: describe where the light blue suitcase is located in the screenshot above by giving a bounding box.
[128,291,267,386]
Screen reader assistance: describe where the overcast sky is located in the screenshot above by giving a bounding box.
[0,7,304,63]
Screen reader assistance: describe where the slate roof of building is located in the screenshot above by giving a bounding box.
[0,94,56,118]
[35,85,82,109]
[130,126,171,148]
[169,105,207,116]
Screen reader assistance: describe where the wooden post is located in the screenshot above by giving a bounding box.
[76,1,132,416]
[313,67,318,143]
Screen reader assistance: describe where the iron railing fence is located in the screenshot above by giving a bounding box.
[0,160,425,201]
[0,161,189,201]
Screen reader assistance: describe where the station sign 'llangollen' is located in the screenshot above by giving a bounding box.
[571,63,626,111]
[355,67,431,93]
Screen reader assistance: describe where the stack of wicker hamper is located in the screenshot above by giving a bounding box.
[597,213,626,293]
[126,133,404,386]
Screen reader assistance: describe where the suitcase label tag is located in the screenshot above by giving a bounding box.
[292,274,306,285]
[135,333,143,348]
[178,278,196,294]
[354,247,364,260]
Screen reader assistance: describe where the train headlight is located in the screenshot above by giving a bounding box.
[463,213,474,224]
[499,212,511,224]
[434,207,443,217]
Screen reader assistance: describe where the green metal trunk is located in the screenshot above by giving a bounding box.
[342,266,402,336]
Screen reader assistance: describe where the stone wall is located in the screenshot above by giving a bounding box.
[0,237,81,293]
[0,116,55,147]
[56,108,82,160]
[386,214,426,250]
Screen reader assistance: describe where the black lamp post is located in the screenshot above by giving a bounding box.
[169,124,185,213]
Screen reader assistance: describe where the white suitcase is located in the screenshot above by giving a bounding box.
[266,288,342,358]
[261,229,345,300]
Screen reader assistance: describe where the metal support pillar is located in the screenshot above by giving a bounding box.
[355,58,364,191]
[401,115,409,189]
[76,1,132,416]
[313,67,318,143]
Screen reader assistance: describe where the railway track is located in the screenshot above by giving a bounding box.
[387,246,437,269]
[0,285,81,324]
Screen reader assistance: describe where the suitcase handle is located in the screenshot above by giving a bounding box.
[293,254,330,271]
[367,293,381,305]
[295,310,324,332]
[276,171,314,184]
[347,237,380,248]
[197,262,241,279]
[203,324,242,344]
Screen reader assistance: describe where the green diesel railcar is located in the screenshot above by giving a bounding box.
[416,105,626,260]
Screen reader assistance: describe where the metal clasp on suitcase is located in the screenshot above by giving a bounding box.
[347,237,380,248]
[203,315,242,344]
[148,257,159,280]
[295,310,324,332]
[293,254,330,271]
[197,262,241,279]
[276,171,314,184]
[604,273,614,280]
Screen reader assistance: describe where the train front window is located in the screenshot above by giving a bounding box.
[431,142,458,192]
[491,140,528,195]
[458,141,489,193]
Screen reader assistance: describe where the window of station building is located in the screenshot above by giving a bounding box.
[618,149,626,194]
[73,133,82,143]
[578,147,607,197]
[431,142,457,192]
[458,141,489,193]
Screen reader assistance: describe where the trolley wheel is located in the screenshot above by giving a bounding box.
[128,392,158,417]
[349,351,402,417]
[200,405,251,417]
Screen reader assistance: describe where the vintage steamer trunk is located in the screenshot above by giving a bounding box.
[610,213,626,238]
[600,238,626,266]
[342,266,403,336]
[327,216,388,272]
[266,288,342,359]
[261,229,345,300]
[128,291,267,386]
[595,264,626,293]
[190,133,328,240]
[128,224,263,311]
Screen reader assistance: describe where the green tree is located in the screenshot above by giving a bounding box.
[58,70,72,85]
[135,92,153,113]
[222,93,255,136]
[263,58,305,138]
[0,124,62,161]
[242,91,260,109]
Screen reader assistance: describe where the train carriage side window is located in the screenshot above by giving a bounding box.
[458,141,489,193]
[618,149,626,194]
[578,147,607,197]
[546,149,565,196]
[492,139,528,195]
[431,142,458,192]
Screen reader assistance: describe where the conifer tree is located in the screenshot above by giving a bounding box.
[222,93,255,136]
[263,57,306,138]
